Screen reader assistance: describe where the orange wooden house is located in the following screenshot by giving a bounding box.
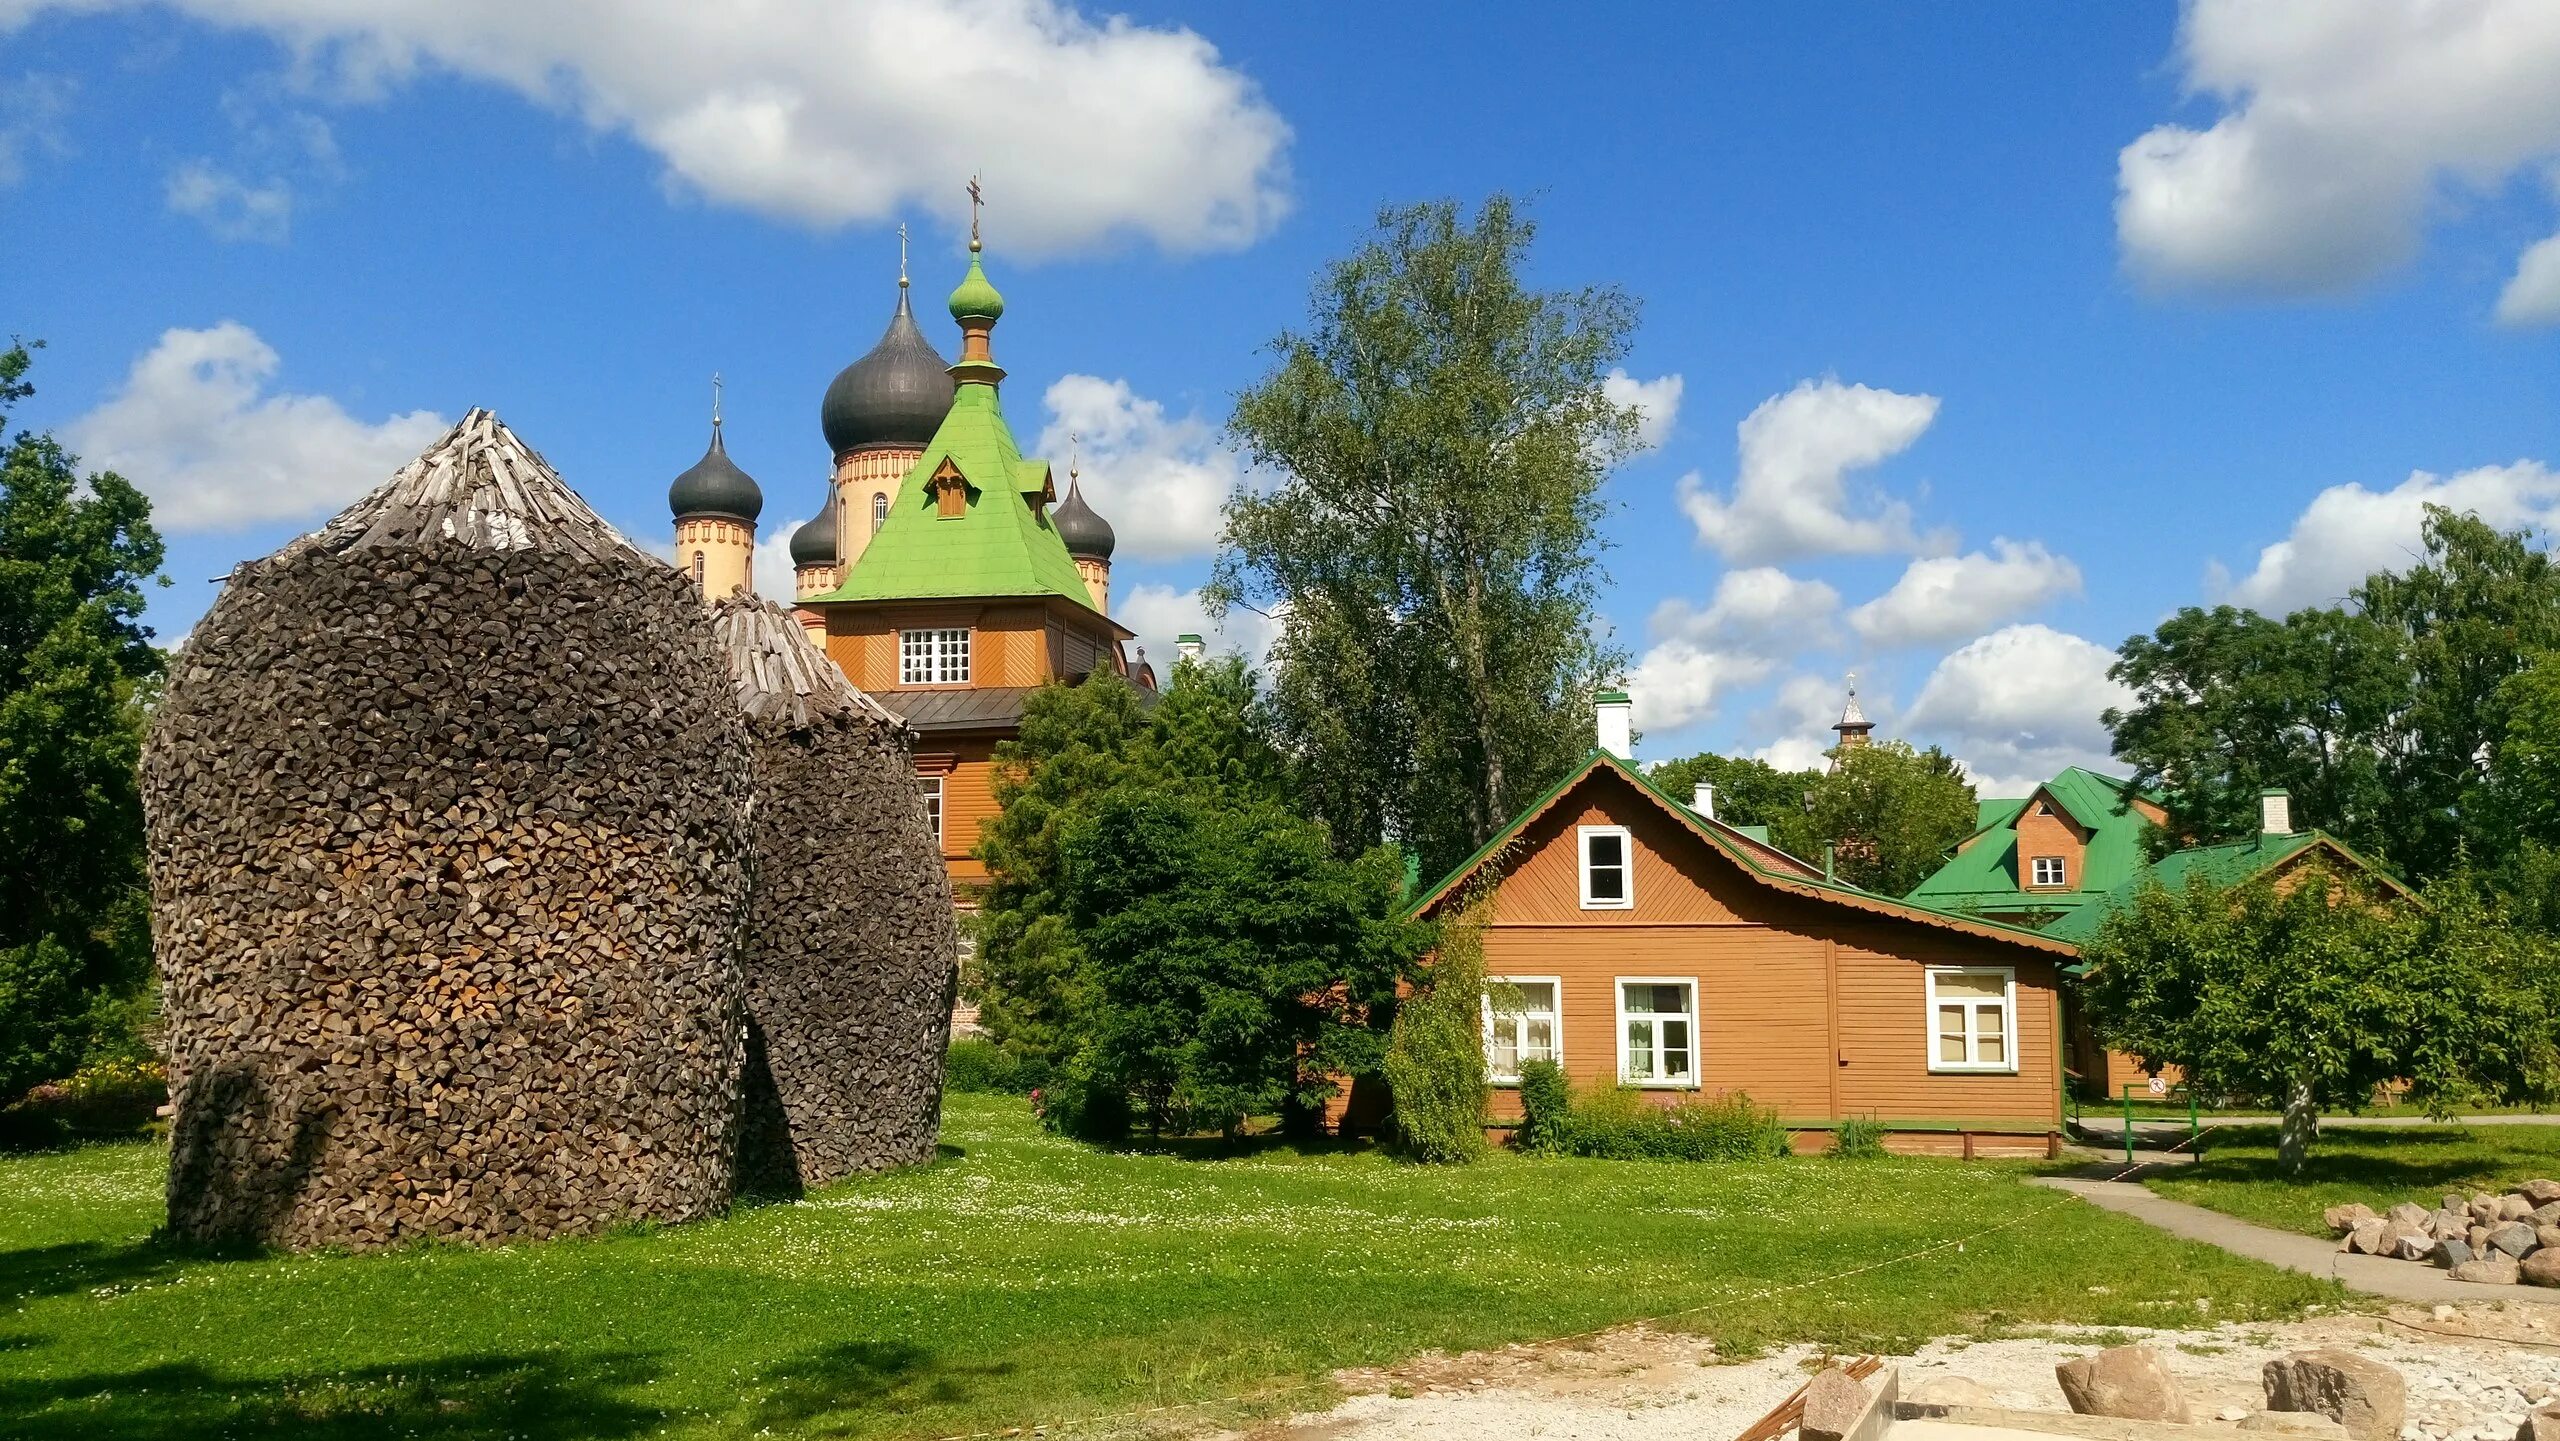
[1407,705,2076,1156]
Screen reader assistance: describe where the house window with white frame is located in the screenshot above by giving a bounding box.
[1579,825,1633,909]
[1617,979,1695,1086]
[900,627,970,685]
[1928,967,2015,1072]
[2030,856,2066,887]
[918,773,944,847]
[1482,977,1560,1083]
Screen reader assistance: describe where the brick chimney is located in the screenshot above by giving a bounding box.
[2260,787,2292,837]
[1595,689,1633,760]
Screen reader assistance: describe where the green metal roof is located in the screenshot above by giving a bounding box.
[2041,829,2411,946]
[1906,766,2158,921]
[808,373,1100,611]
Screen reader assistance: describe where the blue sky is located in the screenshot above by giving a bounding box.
[4,1,2557,793]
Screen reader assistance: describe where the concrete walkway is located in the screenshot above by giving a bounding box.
[2027,1175,2560,1305]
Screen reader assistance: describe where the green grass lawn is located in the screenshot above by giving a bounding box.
[0,1094,2339,1441]
[2144,1123,2560,1236]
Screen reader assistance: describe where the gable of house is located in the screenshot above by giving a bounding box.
[1907,767,2162,928]
[2041,829,2414,947]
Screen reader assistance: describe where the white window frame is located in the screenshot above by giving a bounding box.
[1578,824,1634,910]
[918,773,945,847]
[1925,967,2018,1075]
[1614,976,1698,1089]
[871,491,890,534]
[2030,855,2066,887]
[899,627,971,685]
[1481,975,1562,1085]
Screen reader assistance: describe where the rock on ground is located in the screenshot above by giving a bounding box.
[2057,1345,2192,1423]
[2264,1348,2407,1441]
[1799,1366,1871,1441]
[2242,1411,2349,1436]
[2454,1257,2524,1285]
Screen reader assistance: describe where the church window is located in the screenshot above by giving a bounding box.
[871,492,889,534]
[691,551,705,583]
[900,627,970,685]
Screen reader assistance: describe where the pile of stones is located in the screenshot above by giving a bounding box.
[2326,1180,2560,1285]
[1905,1343,2419,1441]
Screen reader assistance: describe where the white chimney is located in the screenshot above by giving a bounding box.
[2260,788,2292,836]
[1175,633,1205,664]
[1595,689,1633,760]
[1693,781,1716,819]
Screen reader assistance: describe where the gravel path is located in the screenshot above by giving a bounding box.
[1226,1308,2560,1441]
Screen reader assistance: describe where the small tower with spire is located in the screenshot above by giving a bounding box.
[668,374,762,602]
[1831,673,1875,762]
[1051,433,1117,613]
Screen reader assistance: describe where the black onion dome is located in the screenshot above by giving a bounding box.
[789,493,838,567]
[820,288,956,456]
[1051,477,1115,560]
[668,425,763,522]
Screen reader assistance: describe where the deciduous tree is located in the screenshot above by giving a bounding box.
[1772,741,1976,895]
[1645,751,1820,830]
[1214,196,1639,879]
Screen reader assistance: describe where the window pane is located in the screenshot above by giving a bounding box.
[1587,864,1624,902]
[1515,981,1556,1012]
[1975,1004,2007,1064]
[1626,983,1685,1015]
[1661,1018,1691,1077]
[1524,1017,1555,1061]
[1977,1030,2006,1065]
[1626,1019,1655,1078]
[1935,971,2006,1002]
[1587,833,1625,867]
[1939,1033,1966,1063]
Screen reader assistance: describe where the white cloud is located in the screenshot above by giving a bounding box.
[1113,582,1277,675]
[2117,0,2560,305]
[1676,377,1949,564]
[1602,368,1682,451]
[0,72,73,186]
[10,0,1290,256]
[1035,374,1239,562]
[1748,671,1872,774]
[2214,459,2560,613]
[165,160,292,243]
[1904,624,2133,797]
[752,517,806,603]
[1846,539,2083,648]
[1627,568,1838,734]
[66,322,447,532]
[2496,229,2560,327]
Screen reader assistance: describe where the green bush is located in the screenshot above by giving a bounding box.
[1542,1084,1791,1162]
[1513,1058,1570,1153]
[1830,1113,1887,1160]
[1383,903,1484,1163]
[1031,1063,1131,1145]
[945,1038,1052,1095]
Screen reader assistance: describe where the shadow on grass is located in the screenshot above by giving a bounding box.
[1110,1131,1373,1162]
[2182,1124,2536,1192]
[750,1340,1017,1431]
[0,1238,190,1308]
[0,1348,667,1440]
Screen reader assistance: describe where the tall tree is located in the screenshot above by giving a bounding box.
[1214,195,1640,879]
[1646,751,1821,830]
[0,340,167,1099]
[1772,741,1976,896]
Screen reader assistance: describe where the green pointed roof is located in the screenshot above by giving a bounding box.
[807,364,1099,612]
[1906,766,2160,923]
[2040,830,2412,947]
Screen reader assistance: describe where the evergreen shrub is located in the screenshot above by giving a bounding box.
[1383,902,1485,1163]
[1513,1058,1571,1153]
[1830,1113,1887,1160]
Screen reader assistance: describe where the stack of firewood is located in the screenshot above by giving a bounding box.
[141,410,755,1251]
[713,595,957,1193]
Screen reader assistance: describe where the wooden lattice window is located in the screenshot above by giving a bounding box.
[932,458,967,518]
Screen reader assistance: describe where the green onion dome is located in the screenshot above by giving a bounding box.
[947,245,1005,324]
[667,424,763,523]
[820,287,957,456]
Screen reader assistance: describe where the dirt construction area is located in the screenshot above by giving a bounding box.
[1226,1305,2560,1441]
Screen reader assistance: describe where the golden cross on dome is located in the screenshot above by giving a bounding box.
[897,222,909,286]
[967,174,983,248]
[711,371,723,429]
[1069,430,1081,480]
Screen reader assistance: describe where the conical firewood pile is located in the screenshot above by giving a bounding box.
[713,595,957,1191]
[141,410,754,1250]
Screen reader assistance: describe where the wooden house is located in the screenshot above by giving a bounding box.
[1408,720,2075,1157]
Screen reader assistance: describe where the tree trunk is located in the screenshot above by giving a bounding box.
[2277,1079,2318,1178]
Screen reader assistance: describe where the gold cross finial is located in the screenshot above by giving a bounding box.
[897,222,909,287]
[967,174,983,250]
[1069,430,1080,481]
[711,371,723,430]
